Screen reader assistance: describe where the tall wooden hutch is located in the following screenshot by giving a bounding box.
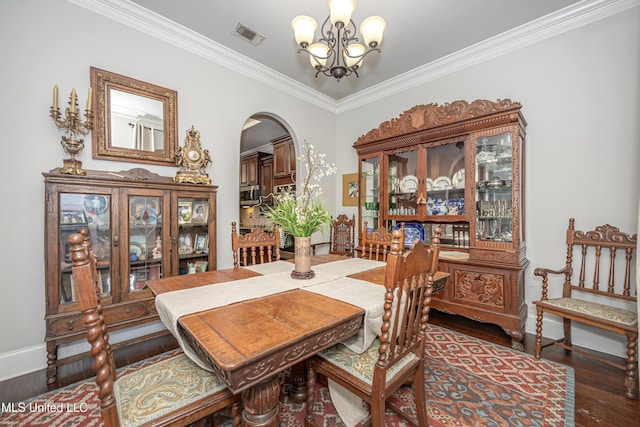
[354,99,528,349]
[43,168,217,384]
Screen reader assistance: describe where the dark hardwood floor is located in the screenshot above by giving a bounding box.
[1,310,638,426]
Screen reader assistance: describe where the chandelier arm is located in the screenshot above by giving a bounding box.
[344,46,381,70]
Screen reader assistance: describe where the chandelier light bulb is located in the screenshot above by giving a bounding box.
[308,43,330,68]
[360,16,386,47]
[292,15,317,47]
[343,43,365,68]
[328,0,356,27]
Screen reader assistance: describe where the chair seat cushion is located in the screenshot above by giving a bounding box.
[538,297,638,326]
[317,339,417,384]
[114,352,228,427]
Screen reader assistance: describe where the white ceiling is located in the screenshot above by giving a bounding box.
[78,0,604,151]
[128,0,583,100]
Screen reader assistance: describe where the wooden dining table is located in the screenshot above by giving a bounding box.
[146,255,448,427]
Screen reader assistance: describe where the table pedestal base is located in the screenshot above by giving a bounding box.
[241,375,280,427]
[289,361,307,404]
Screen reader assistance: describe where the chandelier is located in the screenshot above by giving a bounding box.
[291,0,386,80]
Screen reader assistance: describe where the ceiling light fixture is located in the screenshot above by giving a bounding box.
[291,0,386,81]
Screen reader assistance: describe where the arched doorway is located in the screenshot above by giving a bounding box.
[238,114,296,252]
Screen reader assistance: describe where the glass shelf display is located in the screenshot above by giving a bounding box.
[387,149,418,217]
[59,193,112,304]
[128,196,163,292]
[176,197,211,275]
[475,132,513,242]
[426,141,466,218]
[360,155,381,230]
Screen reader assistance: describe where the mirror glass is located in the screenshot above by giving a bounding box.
[91,67,178,165]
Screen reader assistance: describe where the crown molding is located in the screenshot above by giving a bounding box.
[336,0,640,113]
[69,0,638,115]
[67,0,339,112]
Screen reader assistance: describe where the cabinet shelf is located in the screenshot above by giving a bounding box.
[428,187,464,193]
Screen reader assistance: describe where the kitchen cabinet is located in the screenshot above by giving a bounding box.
[43,168,217,384]
[354,99,528,349]
[272,135,296,180]
[240,153,260,186]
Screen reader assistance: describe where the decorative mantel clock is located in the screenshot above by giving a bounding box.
[174,125,212,184]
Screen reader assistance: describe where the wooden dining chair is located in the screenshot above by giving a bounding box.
[532,218,638,399]
[360,221,405,261]
[305,227,441,427]
[68,231,240,427]
[311,214,356,257]
[231,221,280,267]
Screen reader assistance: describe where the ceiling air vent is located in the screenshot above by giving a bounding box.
[232,23,265,46]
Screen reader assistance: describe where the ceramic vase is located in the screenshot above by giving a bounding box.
[291,236,315,279]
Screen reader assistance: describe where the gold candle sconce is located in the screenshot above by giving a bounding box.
[50,84,93,175]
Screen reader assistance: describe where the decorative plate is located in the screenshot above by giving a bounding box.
[394,223,425,247]
[452,169,465,189]
[433,176,453,190]
[426,178,434,191]
[83,195,108,216]
[400,175,418,193]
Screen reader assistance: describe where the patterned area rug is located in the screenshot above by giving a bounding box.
[0,324,574,427]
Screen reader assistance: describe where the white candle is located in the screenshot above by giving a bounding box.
[53,84,58,110]
[86,87,92,111]
[70,88,76,114]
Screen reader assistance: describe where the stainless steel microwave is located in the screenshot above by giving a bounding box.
[240,185,260,206]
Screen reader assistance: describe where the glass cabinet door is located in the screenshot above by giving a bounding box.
[59,193,112,304]
[475,132,513,242]
[360,155,380,231]
[387,149,419,217]
[128,196,164,292]
[426,141,466,217]
[177,197,211,275]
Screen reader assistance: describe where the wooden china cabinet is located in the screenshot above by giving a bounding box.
[43,168,217,384]
[354,99,528,349]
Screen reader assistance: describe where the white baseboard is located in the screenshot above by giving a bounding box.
[0,321,166,382]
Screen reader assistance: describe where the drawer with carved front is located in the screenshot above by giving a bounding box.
[452,267,506,309]
[48,313,86,336]
[103,302,148,325]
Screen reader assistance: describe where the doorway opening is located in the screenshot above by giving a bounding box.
[238,114,296,253]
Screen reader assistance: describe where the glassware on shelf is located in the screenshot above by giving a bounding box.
[496,134,512,159]
[477,219,485,239]
[476,137,494,162]
[489,219,498,239]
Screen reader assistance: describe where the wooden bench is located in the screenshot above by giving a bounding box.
[532,218,638,399]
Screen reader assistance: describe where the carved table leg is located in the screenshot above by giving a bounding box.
[241,375,280,427]
[289,361,307,404]
[46,341,58,386]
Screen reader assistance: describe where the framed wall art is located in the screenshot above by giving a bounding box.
[342,173,359,206]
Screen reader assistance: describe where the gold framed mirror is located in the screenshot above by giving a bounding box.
[91,67,178,165]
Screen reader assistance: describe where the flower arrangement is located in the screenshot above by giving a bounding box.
[264,141,337,237]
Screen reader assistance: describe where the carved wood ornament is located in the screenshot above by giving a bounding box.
[354,99,523,153]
